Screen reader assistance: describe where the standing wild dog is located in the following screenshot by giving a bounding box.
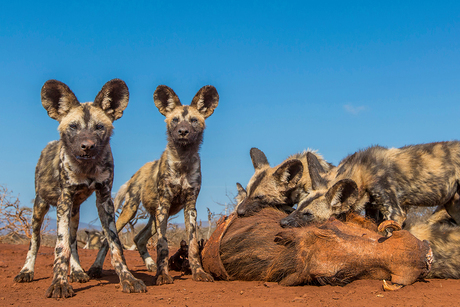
[89,85,218,285]
[14,79,146,298]
[236,148,333,216]
[280,142,460,233]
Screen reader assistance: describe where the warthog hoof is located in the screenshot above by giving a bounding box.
[382,280,404,291]
[14,271,34,283]
[69,271,90,283]
[45,280,75,298]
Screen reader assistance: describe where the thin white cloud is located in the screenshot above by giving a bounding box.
[344,104,367,115]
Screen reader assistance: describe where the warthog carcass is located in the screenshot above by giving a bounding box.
[202,208,432,290]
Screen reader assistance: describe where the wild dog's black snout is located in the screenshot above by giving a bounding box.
[80,140,95,151]
[178,128,189,136]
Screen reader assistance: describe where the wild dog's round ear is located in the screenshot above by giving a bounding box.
[154,85,182,116]
[307,152,328,190]
[41,80,80,122]
[273,159,304,190]
[190,85,219,118]
[325,179,358,210]
[250,148,269,170]
[93,79,129,122]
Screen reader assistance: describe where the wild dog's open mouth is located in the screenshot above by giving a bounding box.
[76,155,96,160]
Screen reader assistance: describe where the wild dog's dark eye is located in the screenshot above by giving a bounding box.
[172,117,179,123]
[254,195,263,201]
[69,123,78,130]
[95,124,104,130]
[190,117,198,123]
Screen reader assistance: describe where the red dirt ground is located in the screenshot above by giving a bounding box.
[0,243,458,307]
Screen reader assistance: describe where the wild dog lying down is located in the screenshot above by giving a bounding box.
[89,85,218,285]
[281,143,460,232]
[236,148,333,216]
[406,207,460,279]
[14,79,146,298]
[202,208,432,289]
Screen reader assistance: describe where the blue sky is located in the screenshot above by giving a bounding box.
[1,1,460,226]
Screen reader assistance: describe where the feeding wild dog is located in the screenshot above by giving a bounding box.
[89,85,218,285]
[14,79,146,298]
[236,148,333,216]
[280,142,460,234]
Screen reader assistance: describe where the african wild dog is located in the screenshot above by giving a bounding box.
[236,148,333,216]
[89,85,218,285]
[14,79,146,298]
[280,142,460,234]
[406,207,460,279]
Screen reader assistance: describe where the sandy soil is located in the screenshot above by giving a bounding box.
[0,243,458,307]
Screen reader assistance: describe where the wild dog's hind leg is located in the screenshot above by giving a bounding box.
[69,204,90,283]
[184,197,213,282]
[88,194,141,278]
[14,197,50,283]
[95,184,146,293]
[134,215,157,272]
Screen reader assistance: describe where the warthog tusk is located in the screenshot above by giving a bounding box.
[382,280,404,291]
[378,220,402,236]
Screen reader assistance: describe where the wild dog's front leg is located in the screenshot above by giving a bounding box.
[373,190,405,236]
[69,204,90,283]
[45,190,75,299]
[96,184,146,293]
[154,201,174,285]
[184,195,213,282]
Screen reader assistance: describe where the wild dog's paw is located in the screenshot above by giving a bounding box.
[120,277,147,293]
[14,271,34,283]
[87,266,103,278]
[144,258,157,272]
[154,272,174,285]
[192,270,214,282]
[69,270,90,283]
[45,280,75,298]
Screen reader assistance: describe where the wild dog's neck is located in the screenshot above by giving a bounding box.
[166,140,201,165]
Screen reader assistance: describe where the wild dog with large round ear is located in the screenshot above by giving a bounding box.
[282,143,460,236]
[14,79,146,298]
[236,148,333,217]
[89,84,218,285]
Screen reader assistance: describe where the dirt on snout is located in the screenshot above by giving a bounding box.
[0,243,458,307]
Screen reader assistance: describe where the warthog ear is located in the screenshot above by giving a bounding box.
[250,147,269,170]
[154,85,182,116]
[190,85,219,118]
[273,159,304,190]
[235,182,247,204]
[93,79,129,121]
[307,152,329,190]
[41,80,80,122]
[325,179,358,210]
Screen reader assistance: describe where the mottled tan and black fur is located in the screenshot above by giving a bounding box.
[14,79,146,298]
[406,207,460,279]
[236,148,333,216]
[90,85,218,285]
[281,142,460,231]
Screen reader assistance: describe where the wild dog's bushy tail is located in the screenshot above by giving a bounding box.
[114,182,130,212]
